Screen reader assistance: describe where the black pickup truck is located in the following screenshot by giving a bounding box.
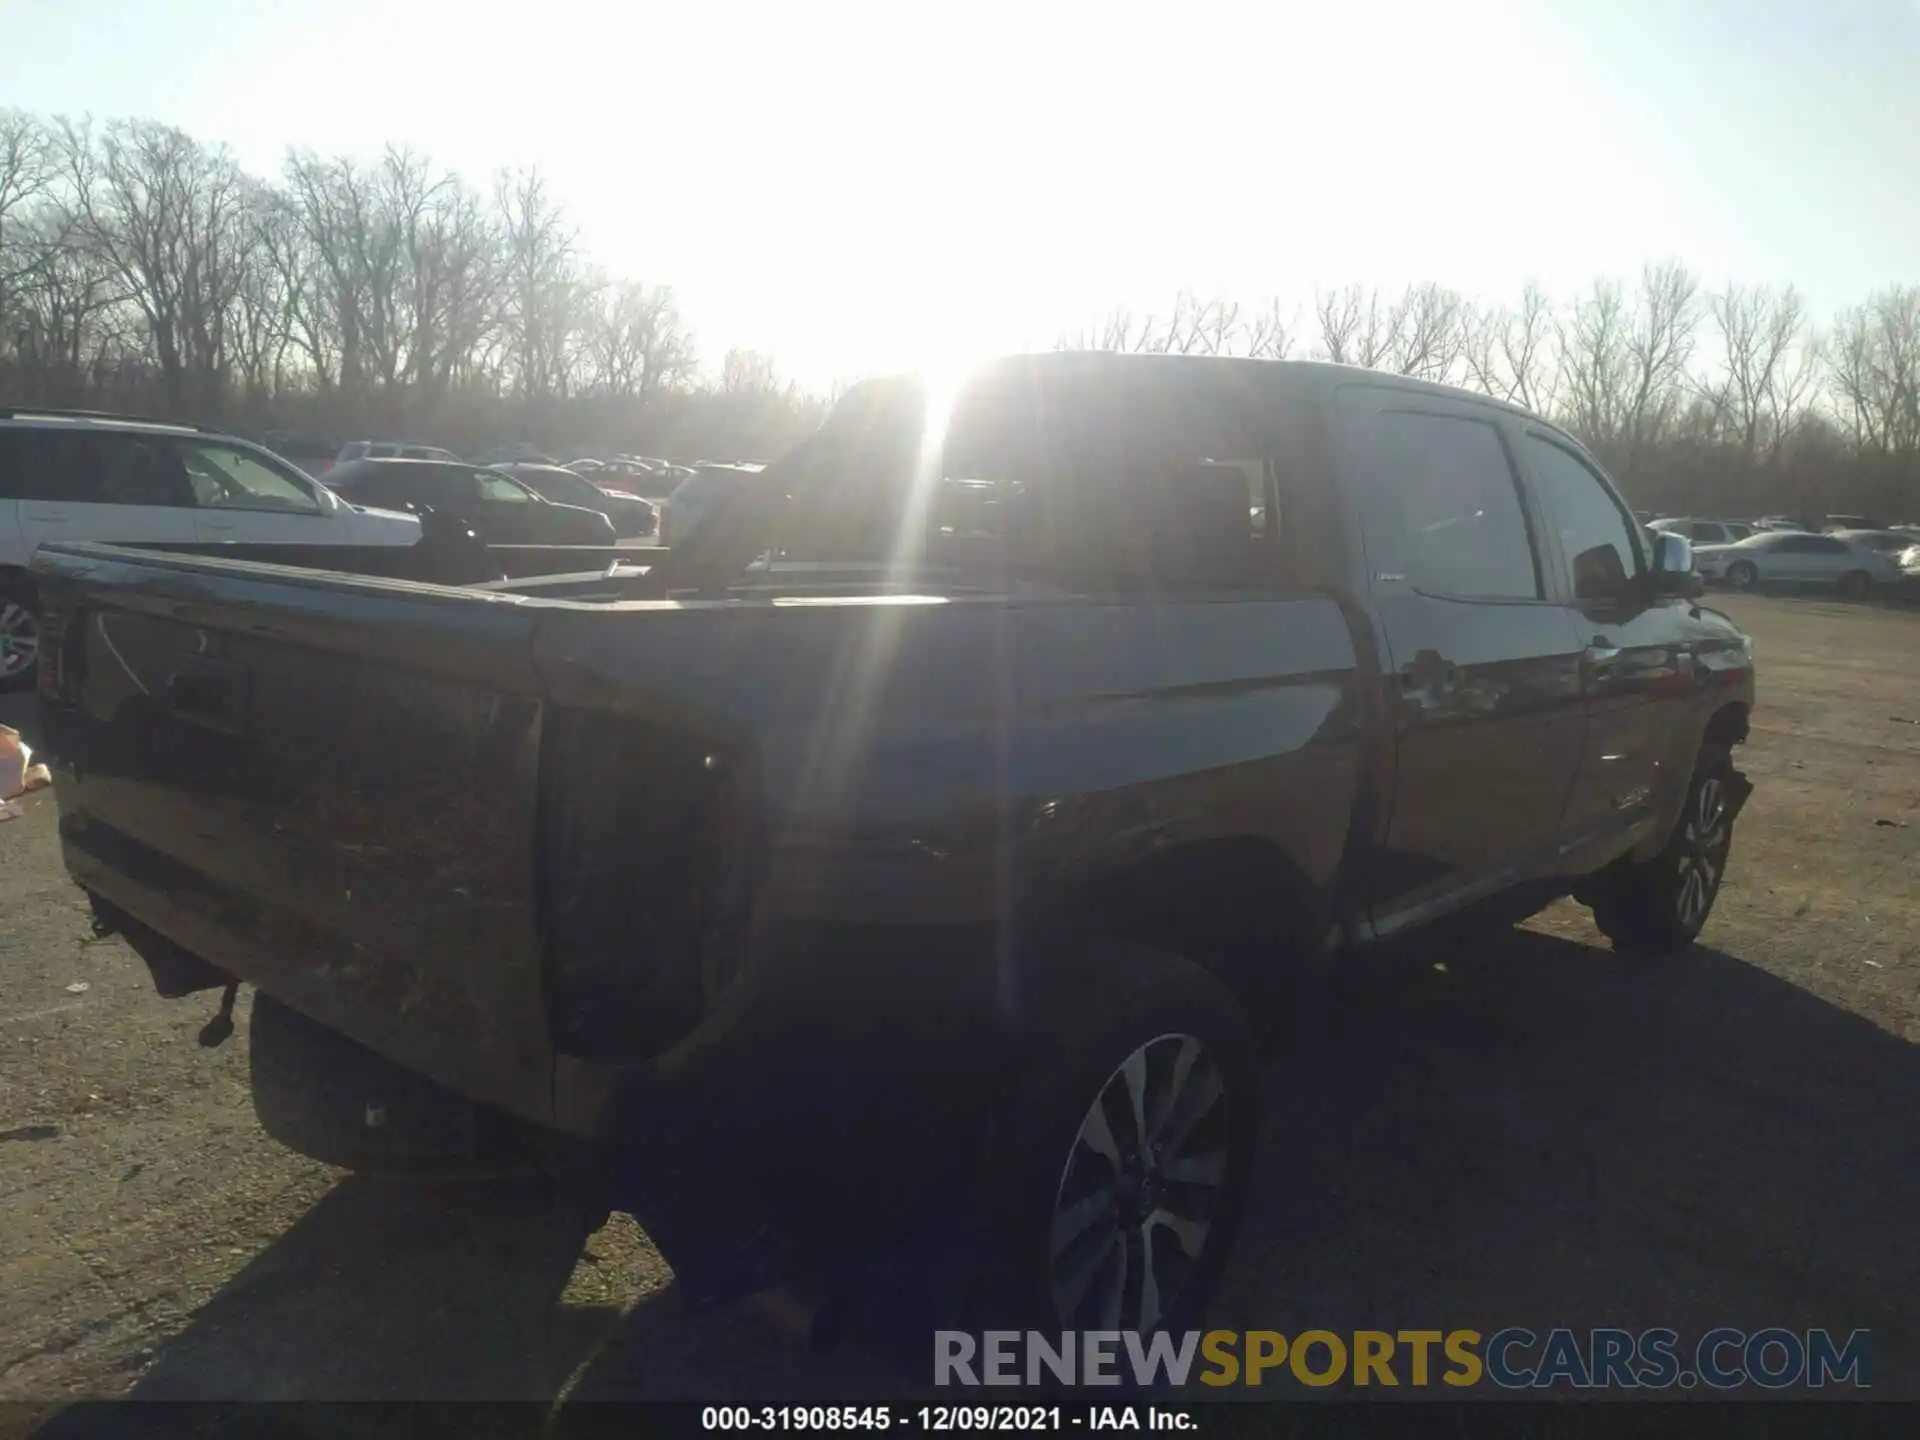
[30,354,1754,1338]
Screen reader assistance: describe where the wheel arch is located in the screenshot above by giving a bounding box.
[1017,833,1329,1025]
[1631,698,1751,866]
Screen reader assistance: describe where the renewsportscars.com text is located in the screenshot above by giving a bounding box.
[934,1328,1871,1390]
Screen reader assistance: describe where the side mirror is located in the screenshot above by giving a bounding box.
[1648,530,1702,597]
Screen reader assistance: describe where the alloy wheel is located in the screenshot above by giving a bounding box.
[1047,1033,1232,1331]
[1675,775,1730,929]
[0,601,38,681]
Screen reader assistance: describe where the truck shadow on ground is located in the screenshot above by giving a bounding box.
[36,924,1920,1426]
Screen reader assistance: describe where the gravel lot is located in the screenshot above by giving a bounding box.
[3,593,1917,1413]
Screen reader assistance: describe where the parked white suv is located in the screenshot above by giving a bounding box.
[1647,516,1756,546]
[1,411,422,689]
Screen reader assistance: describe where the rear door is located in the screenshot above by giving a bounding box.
[1,428,200,557]
[1790,534,1852,584]
[1336,388,1588,934]
[176,436,355,546]
[1514,427,1690,857]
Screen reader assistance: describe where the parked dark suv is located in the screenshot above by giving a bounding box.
[324,458,617,546]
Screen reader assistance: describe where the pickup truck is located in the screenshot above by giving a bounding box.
[30,353,1754,1340]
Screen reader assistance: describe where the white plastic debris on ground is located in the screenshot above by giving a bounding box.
[2,724,52,819]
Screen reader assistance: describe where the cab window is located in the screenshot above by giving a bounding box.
[1519,433,1641,601]
[178,441,324,513]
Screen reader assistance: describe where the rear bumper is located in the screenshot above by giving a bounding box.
[68,806,1005,1166]
[77,830,1009,1301]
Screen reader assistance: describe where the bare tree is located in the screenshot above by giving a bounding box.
[0,110,51,323]
[379,148,502,405]
[1827,286,1920,456]
[1312,283,1465,377]
[1556,278,1631,445]
[6,204,133,402]
[226,180,294,404]
[1313,285,1393,368]
[57,118,255,414]
[282,150,403,395]
[1057,304,1159,354]
[1386,282,1467,381]
[720,347,782,396]
[1700,283,1819,459]
[1242,299,1296,360]
[1618,259,1701,451]
[583,276,695,404]
[495,168,586,401]
[1462,282,1557,412]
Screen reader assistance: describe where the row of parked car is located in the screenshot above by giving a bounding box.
[313,440,770,549]
[1646,515,1920,598]
[0,411,772,690]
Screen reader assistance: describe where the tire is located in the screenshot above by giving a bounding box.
[1589,746,1738,956]
[980,943,1259,1333]
[1838,570,1873,600]
[0,577,38,694]
[1725,560,1758,591]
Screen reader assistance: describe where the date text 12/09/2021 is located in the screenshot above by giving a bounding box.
[702,1408,1190,1432]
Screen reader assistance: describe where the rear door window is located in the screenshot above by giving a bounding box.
[1357,408,1540,600]
[1783,535,1846,554]
[0,430,197,507]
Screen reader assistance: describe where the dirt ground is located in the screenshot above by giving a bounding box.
[2,593,1917,1415]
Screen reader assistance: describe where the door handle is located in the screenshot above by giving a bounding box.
[25,512,68,523]
[165,659,251,727]
[1399,650,1459,693]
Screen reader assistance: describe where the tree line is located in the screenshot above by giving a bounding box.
[1061,269,1920,521]
[0,110,821,463]
[3,107,1916,518]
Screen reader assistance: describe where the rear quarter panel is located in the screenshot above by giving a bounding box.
[535,591,1362,1008]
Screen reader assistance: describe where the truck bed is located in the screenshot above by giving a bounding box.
[31,539,1365,1145]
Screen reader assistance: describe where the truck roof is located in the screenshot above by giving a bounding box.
[859,351,1540,419]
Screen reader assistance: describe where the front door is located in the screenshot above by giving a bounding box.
[1336,389,1587,935]
[175,438,349,546]
[470,468,548,543]
[1513,428,1693,856]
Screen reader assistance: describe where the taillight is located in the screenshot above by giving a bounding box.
[538,710,759,1063]
[36,600,84,704]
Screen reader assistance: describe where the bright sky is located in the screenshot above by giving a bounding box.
[4,0,1917,385]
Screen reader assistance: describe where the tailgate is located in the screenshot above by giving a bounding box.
[33,542,556,1126]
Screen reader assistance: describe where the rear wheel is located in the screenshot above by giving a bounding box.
[983,943,1259,1332]
[0,578,38,693]
[1725,560,1759,590]
[1838,570,1873,599]
[1590,746,1737,956]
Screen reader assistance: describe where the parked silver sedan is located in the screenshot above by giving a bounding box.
[1693,530,1907,597]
